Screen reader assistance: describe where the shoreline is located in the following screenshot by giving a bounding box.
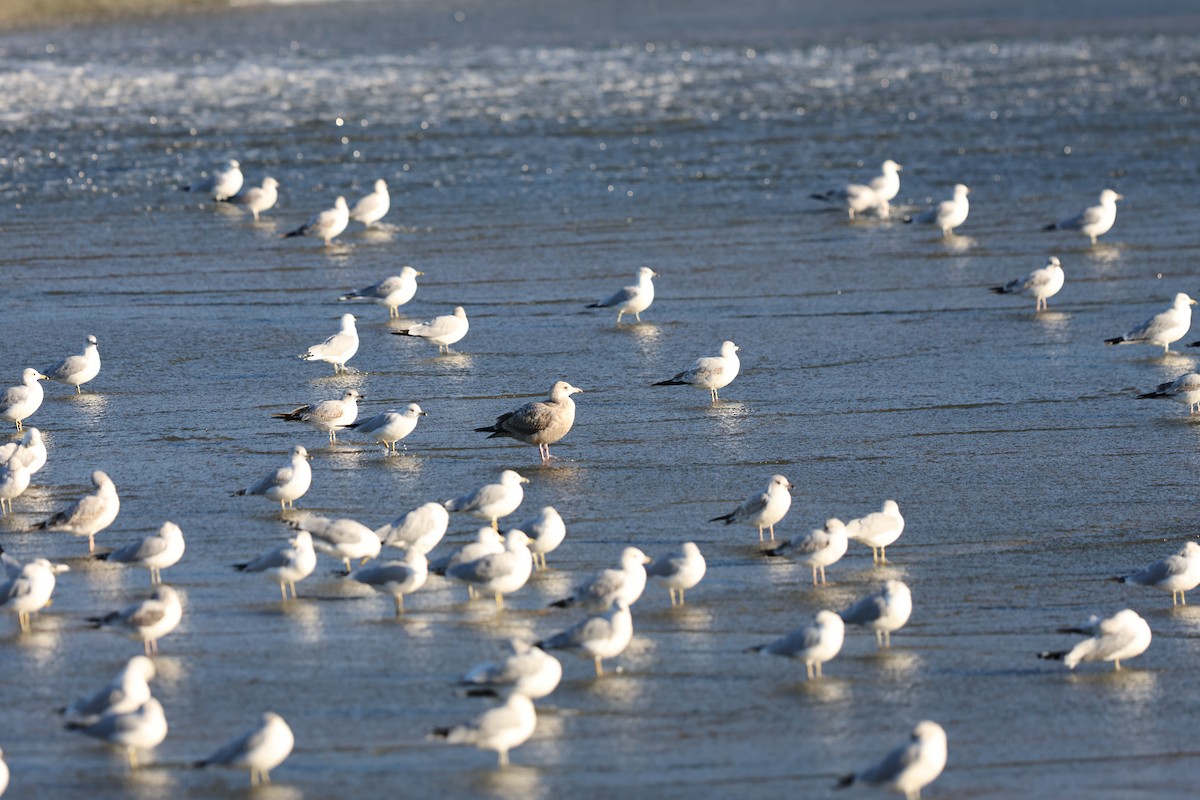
[0,0,232,30]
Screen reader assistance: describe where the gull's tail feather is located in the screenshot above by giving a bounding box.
[709,512,734,524]
[653,377,687,387]
[586,302,604,309]
[1137,391,1164,399]
[283,226,305,239]
[273,406,307,421]
[1038,649,1068,661]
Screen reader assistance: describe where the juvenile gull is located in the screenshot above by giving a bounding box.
[273,389,363,443]
[654,340,740,403]
[475,381,583,462]
[96,521,186,584]
[63,655,156,721]
[845,500,905,564]
[33,469,120,552]
[345,403,425,453]
[351,550,428,616]
[234,531,317,600]
[768,519,849,585]
[235,445,311,510]
[429,692,537,767]
[836,720,948,800]
[587,266,658,323]
[393,306,470,353]
[1044,188,1122,245]
[749,609,845,680]
[990,256,1065,312]
[43,334,101,394]
[349,178,390,227]
[710,474,793,542]
[88,584,183,656]
[905,183,970,236]
[646,542,706,606]
[339,266,421,318]
[511,506,565,570]
[550,546,650,610]
[1115,541,1200,606]
[1037,609,1152,671]
[1138,373,1200,414]
[298,313,359,374]
[1,557,68,633]
[538,599,633,677]
[839,580,913,648]
[66,698,167,769]
[1105,292,1196,353]
[445,470,529,530]
[377,502,449,555]
[195,712,294,786]
[230,176,278,221]
[290,513,381,574]
[0,427,48,476]
[283,195,349,246]
[184,159,243,201]
[0,461,30,514]
[0,368,48,431]
[462,639,563,700]
[447,530,534,609]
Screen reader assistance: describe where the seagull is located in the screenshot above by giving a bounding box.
[272,389,363,443]
[183,159,243,201]
[587,266,659,323]
[511,506,565,570]
[0,461,30,514]
[430,528,505,590]
[767,519,849,585]
[710,474,793,542]
[462,639,563,700]
[445,470,529,531]
[376,502,449,555]
[0,368,48,431]
[33,470,120,552]
[551,546,651,611]
[1138,373,1200,414]
[905,183,970,236]
[1105,293,1196,353]
[990,256,1065,311]
[345,403,425,453]
[811,160,901,219]
[88,584,183,656]
[234,531,318,600]
[298,313,359,374]
[845,500,905,563]
[66,698,168,769]
[653,340,740,403]
[338,266,421,318]
[96,521,186,584]
[230,176,279,221]
[447,530,534,609]
[1,557,68,633]
[351,550,428,616]
[195,712,294,787]
[646,542,706,606]
[349,178,390,227]
[749,609,845,680]
[290,513,381,574]
[1038,609,1152,671]
[839,580,913,648]
[283,195,349,245]
[537,599,633,677]
[0,427,48,476]
[234,445,311,510]
[43,334,101,394]
[474,381,583,462]
[1115,542,1200,606]
[836,721,948,800]
[1044,188,1123,244]
[392,306,470,353]
[0,747,7,797]
[63,655,156,721]
[429,692,537,768]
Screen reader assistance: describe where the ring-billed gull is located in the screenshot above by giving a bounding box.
[537,599,633,677]
[646,542,706,606]
[905,183,970,236]
[0,747,7,797]
[290,513,381,574]
[231,176,279,221]
[587,266,658,323]
[272,389,363,443]
[0,427,47,476]
[345,403,425,453]
[1,557,68,632]
[654,340,740,403]
[42,334,101,394]
[377,502,449,555]
[1037,609,1152,671]
[298,313,359,374]
[445,470,529,531]
[1105,293,1196,353]
[839,580,913,648]
[0,368,48,431]
[550,546,650,611]
[710,474,793,542]
[66,698,167,769]
[463,639,563,700]
[351,550,428,616]
[448,530,534,610]
[430,529,505,592]
[767,519,849,585]
[1044,188,1123,245]
[429,692,537,768]
[1138,373,1200,414]
[990,257,1065,312]
[88,584,183,656]
[97,522,186,584]
[393,306,470,353]
[846,500,905,564]
[749,610,845,680]
[283,195,349,246]
[234,531,317,600]
[195,712,294,787]
[0,461,30,514]
[835,720,948,800]
[1115,542,1200,606]
[184,159,243,201]
[63,656,156,721]
[339,266,422,318]
[235,445,311,510]
[811,160,901,219]
[511,506,565,570]
[33,469,120,552]
[475,381,583,462]
[349,178,390,227]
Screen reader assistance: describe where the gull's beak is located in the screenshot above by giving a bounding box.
[571,386,583,395]
[416,271,426,276]
[419,411,429,416]
[36,373,48,381]
[519,476,530,484]
[642,555,652,564]
[1116,194,1125,201]
[52,563,71,574]
[787,483,796,490]
[896,164,904,171]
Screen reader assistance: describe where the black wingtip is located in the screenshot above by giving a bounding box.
[1038,650,1066,661]
[1042,222,1057,232]
[65,720,86,731]
[1056,626,1088,635]
[653,379,684,387]
[1112,575,1128,583]
[1104,337,1123,346]
[1136,392,1158,399]
[428,727,452,740]
[464,687,500,698]
[549,597,573,609]
[988,287,1005,294]
[193,759,210,769]
[743,644,766,654]
[233,563,250,572]
[836,774,855,790]
[232,490,246,497]
[283,228,303,238]
[1189,341,1200,348]
[92,552,110,561]
[393,330,412,336]
[473,425,497,434]
[586,303,601,309]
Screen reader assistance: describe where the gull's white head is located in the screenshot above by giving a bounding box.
[1100,189,1123,204]
[1173,293,1197,308]
[340,390,363,402]
[374,178,388,192]
[883,499,901,515]
[405,403,426,417]
[22,368,48,383]
[1180,542,1200,558]
[453,306,467,318]
[335,196,348,210]
[400,265,422,279]
[638,266,659,280]
[1047,256,1062,268]
[500,469,529,486]
[954,183,970,197]
[227,159,241,170]
[720,341,740,356]
[882,159,902,172]
[291,445,310,460]
[159,521,183,541]
[769,474,794,492]
[263,177,280,189]
[551,381,583,399]
[86,334,99,346]
[340,313,357,330]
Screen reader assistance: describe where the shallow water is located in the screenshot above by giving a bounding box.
[2,1,1200,797]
